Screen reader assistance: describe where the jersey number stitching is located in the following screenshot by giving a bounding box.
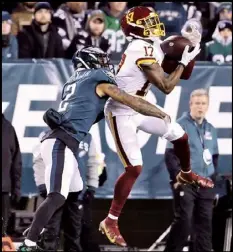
[144,46,154,57]
[136,81,150,96]
[58,83,76,112]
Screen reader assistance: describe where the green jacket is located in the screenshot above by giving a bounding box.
[205,39,232,63]
[101,6,128,62]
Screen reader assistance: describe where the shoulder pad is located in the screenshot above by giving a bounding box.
[101,69,115,80]
[96,69,117,85]
[129,40,157,68]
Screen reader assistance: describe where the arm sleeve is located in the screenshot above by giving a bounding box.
[10,127,22,196]
[136,57,157,69]
[134,42,158,69]
[86,137,99,189]
[32,143,46,187]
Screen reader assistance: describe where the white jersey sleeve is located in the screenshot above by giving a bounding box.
[134,41,158,69]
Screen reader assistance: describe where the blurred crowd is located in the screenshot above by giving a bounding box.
[2,1,232,64]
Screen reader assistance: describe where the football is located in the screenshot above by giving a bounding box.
[160,35,196,80]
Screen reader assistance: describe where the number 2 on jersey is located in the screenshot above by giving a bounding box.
[144,46,154,57]
[58,83,76,112]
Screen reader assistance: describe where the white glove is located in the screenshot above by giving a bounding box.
[181,24,202,46]
[179,43,201,67]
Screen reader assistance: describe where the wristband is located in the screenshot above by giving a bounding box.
[178,61,186,67]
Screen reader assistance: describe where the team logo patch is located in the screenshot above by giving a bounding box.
[204,131,212,140]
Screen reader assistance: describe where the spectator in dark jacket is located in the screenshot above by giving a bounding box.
[2,11,18,59]
[2,114,22,236]
[53,2,89,51]
[66,10,110,59]
[18,2,64,58]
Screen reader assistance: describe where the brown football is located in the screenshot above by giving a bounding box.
[160,35,196,80]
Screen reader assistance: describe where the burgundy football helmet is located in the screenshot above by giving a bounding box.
[121,6,166,41]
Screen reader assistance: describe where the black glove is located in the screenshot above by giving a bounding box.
[38,184,47,199]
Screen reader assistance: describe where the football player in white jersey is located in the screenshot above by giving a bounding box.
[99,6,213,247]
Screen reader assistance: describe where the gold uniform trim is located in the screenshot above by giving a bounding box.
[136,58,157,69]
[107,112,131,167]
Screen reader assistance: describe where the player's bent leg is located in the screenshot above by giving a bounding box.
[162,122,190,172]
[106,114,143,216]
[163,123,214,188]
[38,205,64,251]
[100,114,143,246]
[18,139,76,251]
[162,122,213,188]
[138,115,213,188]
[99,165,142,247]
[137,115,189,169]
[109,165,143,217]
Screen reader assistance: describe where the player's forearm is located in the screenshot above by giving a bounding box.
[103,84,169,119]
[142,63,184,95]
[129,96,169,119]
[163,64,185,93]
